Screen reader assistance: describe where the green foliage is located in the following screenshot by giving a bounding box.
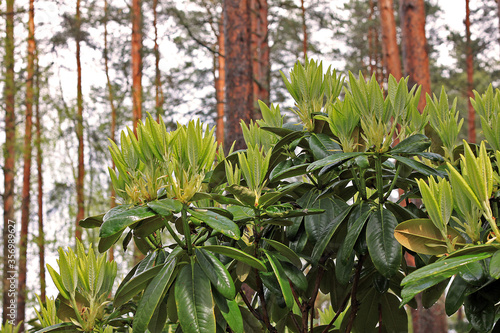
[52,59,500,333]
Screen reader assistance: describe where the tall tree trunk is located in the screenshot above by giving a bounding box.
[497,0,500,53]
[104,0,116,261]
[301,0,307,60]
[2,0,16,325]
[400,0,431,109]
[223,0,253,151]
[17,0,36,329]
[216,15,225,145]
[131,0,142,133]
[465,0,475,143]
[35,59,45,303]
[153,0,163,119]
[368,0,376,76]
[379,0,402,79]
[75,0,84,240]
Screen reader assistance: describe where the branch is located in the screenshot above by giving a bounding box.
[321,291,351,333]
[239,290,261,321]
[345,255,366,333]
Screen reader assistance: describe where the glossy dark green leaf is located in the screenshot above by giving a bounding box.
[133,216,165,238]
[270,162,308,182]
[281,261,307,292]
[308,133,342,160]
[202,245,267,271]
[175,261,216,333]
[133,257,178,333]
[401,253,492,305]
[195,248,235,299]
[148,296,168,333]
[262,238,302,268]
[391,155,442,177]
[311,205,353,265]
[100,205,156,238]
[380,292,408,332]
[384,201,418,222]
[189,208,240,240]
[98,229,123,253]
[307,152,364,172]
[114,264,163,308]
[305,197,348,243]
[79,214,104,228]
[366,209,401,278]
[147,198,182,215]
[340,203,371,264]
[422,278,450,309]
[212,288,244,333]
[465,295,495,332]
[225,184,256,207]
[240,306,265,332]
[335,244,355,285]
[445,275,468,316]
[489,250,500,279]
[209,193,242,206]
[35,323,78,332]
[353,288,379,332]
[390,134,430,154]
[459,261,486,286]
[263,251,294,309]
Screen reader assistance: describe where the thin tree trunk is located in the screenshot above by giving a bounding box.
[216,15,225,145]
[131,0,142,133]
[75,0,84,240]
[251,0,260,116]
[368,0,375,76]
[250,0,269,117]
[2,0,16,324]
[465,0,475,143]
[153,0,164,119]
[379,0,402,79]
[104,0,116,261]
[223,0,253,151]
[497,0,500,53]
[301,0,307,60]
[400,0,431,109]
[17,0,35,329]
[35,58,45,303]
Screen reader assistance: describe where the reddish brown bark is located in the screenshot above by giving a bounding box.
[153,0,164,119]
[497,0,500,52]
[17,0,36,328]
[2,0,16,325]
[216,16,225,145]
[400,0,431,109]
[465,0,475,143]
[75,0,84,240]
[223,0,254,151]
[368,0,376,76]
[131,0,142,132]
[379,0,402,79]
[35,60,46,303]
[301,0,307,60]
[104,0,116,261]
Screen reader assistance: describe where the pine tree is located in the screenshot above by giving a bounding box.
[132,0,142,132]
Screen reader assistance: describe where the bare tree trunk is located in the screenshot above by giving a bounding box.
[216,15,225,145]
[2,0,16,325]
[379,0,402,79]
[368,0,375,76]
[17,0,36,329]
[223,0,253,151]
[497,0,500,53]
[153,0,164,119]
[465,0,475,143]
[75,0,84,240]
[35,59,45,303]
[301,0,307,60]
[400,0,431,109]
[104,0,116,261]
[131,0,142,133]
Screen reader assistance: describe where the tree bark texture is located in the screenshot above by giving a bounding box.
[465,0,475,143]
[301,0,307,60]
[223,0,254,151]
[216,15,225,145]
[17,0,36,329]
[153,0,164,119]
[131,0,142,132]
[400,0,431,109]
[2,0,16,325]
[250,0,270,115]
[75,0,84,240]
[379,0,402,79]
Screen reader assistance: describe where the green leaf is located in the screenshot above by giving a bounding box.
[148,296,168,333]
[489,250,500,279]
[340,203,371,264]
[98,229,123,253]
[100,205,156,238]
[226,184,256,207]
[201,245,267,272]
[422,278,450,309]
[212,288,244,333]
[390,134,431,154]
[175,261,216,333]
[394,219,466,255]
[189,208,240,240]
[391,155,443,177]
[281,262,307,292]
[147,198,183,215]
[262,238,302,268]
[270,162,308,182]
[400,253,493,305]
[380,292,408,332]
[305,198,348,244]
[263,251,294,309]
[308,133,342,160]
[46,265,70,300]
[114,264,164,308]
[307,152,364,172]
[133,216,165,238]
[195,248,235,299]
[366,209,401,278]
[79,214,104,228]
[35,323,78,332]
[133,257,178,333]
[445,275,468,316]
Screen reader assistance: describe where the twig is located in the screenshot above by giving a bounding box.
[239,290,261,321]
[321,291,351,333]
[345,255,365,333]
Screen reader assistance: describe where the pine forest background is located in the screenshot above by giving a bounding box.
[2,0,500,331]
